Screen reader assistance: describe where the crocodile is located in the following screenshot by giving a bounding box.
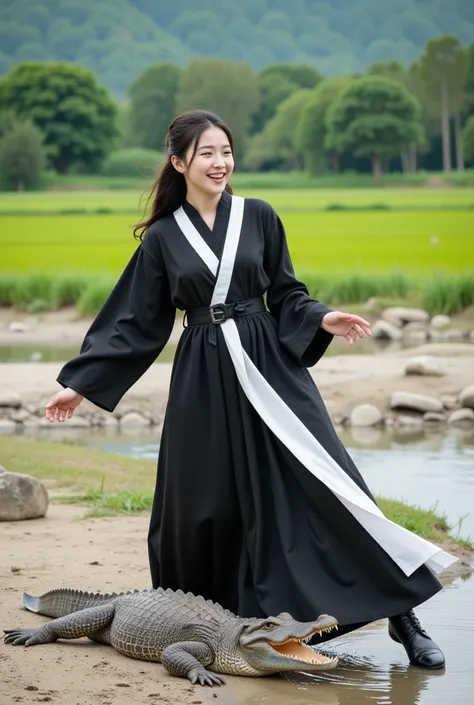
[4,587,339,686]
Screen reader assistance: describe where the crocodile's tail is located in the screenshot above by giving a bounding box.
[22,588,144,618]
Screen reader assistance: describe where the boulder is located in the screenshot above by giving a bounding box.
[7,321,31,333]
[459,385,474,410]
[440,394,458,410]
[394,414,424,429]
[372,320,403,341]
[120,411,150,427]
[382,307,430,327]
[404,356,445,377]
[349,404,383,427]
[0,391,22,408]
[447,408,474,427]
[0,471,49,520]
[423,412,446,424]
[430,314,451,330]
[390,392,443,414]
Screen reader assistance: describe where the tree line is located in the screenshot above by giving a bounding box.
[0,34,473,189]
[1,0,472,98]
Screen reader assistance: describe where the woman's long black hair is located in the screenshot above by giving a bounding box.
[134,110,234,241]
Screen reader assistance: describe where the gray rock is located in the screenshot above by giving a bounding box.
[440,394,458,410]
[120,411,150,427]
[404,356,445,377]
[372,320,403,340]
[0,471,49,521]
[390,391,444,413]
[394,414,424,429]
[0,391,22,408]
[423,412,446,424]
[430,314,451,329]
[447,408,474,426]
[382,307,430,327]
[7,321,31,333]
[349,404,383,427]
[443,329,464,341]
[459,385,474,409]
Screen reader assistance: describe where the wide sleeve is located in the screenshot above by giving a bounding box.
[262,202,334,367]
[56,229,176,412]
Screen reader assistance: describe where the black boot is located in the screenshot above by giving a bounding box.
[389,610,445,669]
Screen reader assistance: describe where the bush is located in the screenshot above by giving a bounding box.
[9,272,54,310]
[51,275,94,309]
[0,120,46,191]
[77,279,115,316]
[301,271,413,304]
[421,272,474,315]
[102,148,164,178]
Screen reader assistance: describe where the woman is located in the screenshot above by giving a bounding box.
[45,110,454,670]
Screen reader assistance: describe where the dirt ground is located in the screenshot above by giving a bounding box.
[0,505,248,705]
[1,505,472,705]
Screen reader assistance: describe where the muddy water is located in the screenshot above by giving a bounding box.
[221,573,474,704]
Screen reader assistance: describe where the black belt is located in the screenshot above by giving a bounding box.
[185,296,266,326]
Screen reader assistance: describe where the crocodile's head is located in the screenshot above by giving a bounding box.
[231,612,339,675]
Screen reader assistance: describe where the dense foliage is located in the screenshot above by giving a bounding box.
[0,0,473,97]
[0,62,119,173]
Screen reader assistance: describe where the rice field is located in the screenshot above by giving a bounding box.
[0,207,472,275]
[0,187,473,214]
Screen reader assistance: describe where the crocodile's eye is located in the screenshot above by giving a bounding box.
[263,621,278,630]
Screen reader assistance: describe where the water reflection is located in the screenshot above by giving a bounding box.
[227,573,474,704]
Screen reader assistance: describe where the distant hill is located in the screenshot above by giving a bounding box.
[1,0,473,96]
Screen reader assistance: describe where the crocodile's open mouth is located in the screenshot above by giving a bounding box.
[268,625,338,666]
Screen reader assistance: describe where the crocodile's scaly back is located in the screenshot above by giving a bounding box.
[23,588,144,618]
[23,587,239,621]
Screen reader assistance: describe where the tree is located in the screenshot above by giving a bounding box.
[0,62,119,173]
[252,63,323,133]
[127,63,182,152]
[242,89,312,171]
[296,76,351,174]
[367,59,428,172]
[259,63,323,90]
[420,36,468,172]
[175,58,260,159]
[325,76,424,181]
[463,115,474,164]
[0,120,46,190]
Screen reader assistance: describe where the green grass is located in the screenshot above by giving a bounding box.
[1,209,472,275]
[0,436,470,546]
[0,186,473,214]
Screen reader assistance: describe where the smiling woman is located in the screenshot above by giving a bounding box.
[36,109,452,678]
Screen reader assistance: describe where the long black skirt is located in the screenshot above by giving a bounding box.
[147,312,442,637]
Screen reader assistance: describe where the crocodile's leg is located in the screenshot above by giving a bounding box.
[161,641,225,686]
[4,603,115,647]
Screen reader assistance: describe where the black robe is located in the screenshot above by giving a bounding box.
[57,191,442,638]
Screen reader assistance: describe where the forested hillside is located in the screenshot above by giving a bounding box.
[0,0,473,96]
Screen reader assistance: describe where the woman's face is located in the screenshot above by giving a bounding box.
[174,126,234,197]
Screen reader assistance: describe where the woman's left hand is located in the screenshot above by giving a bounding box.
[321,311,372,346]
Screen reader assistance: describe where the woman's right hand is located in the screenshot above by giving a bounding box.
[45,388,84,423]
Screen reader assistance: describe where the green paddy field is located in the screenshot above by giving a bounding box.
[0,188,473,275]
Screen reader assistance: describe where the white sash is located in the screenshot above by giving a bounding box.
[173,197,457,577]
